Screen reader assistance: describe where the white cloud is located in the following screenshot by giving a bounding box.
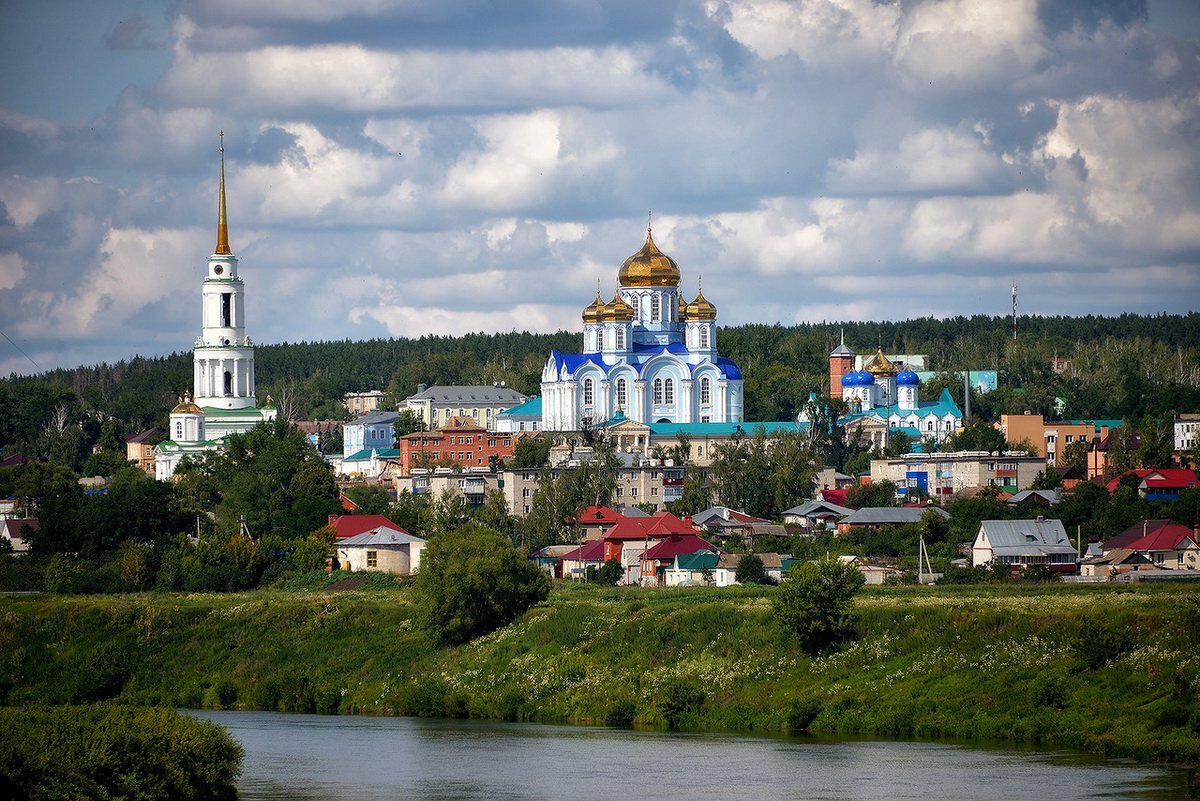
[349,302,579,338]
[826,126,1006,193]
[0,177,65,229]
[717,0,900,67]
[0,252,27,290]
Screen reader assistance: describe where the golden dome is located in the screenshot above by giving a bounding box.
[685,289,717,321]
[582,288,606,323]
[864,349,898,377]
[172,393,203,415]
[603,292,634,322]
[618,228,680,288]
[677,294,688,322]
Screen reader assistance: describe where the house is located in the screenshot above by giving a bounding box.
[532,544,577,578]
[995,413,1115,466]
[837,554,904,585]
[1174,413,1200,452]
[0,517,36,554]
[295,420,344,451]
[343,390,385,416]
[572,505,625,541]
[1106,468,1198,501]
[603,512,701,583]
[339,447,400,479]
[1005,489,1061,507]
[639,533,717,585]
[336,528,426,574]
[396,416,521,474]
[1088,427,1140,479]
[664,550,720,586]
[494,397,543,433]
[710,552,787,587]
[342,411,400,460]
[782,499,853,529]
[559,540,607,580]
[125,428,157,475]
[971,518,1077,573]
[328,514,411,540]
[400,383,527,431]
[1080,548,1154,578]
[1055,464,1085,490]
[838,506,948,533]
[1121,522,1199,571]
[402,467,502,508]
[691,506,785,545]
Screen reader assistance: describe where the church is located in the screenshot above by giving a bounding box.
[540,224,744,431]
[155,138,276,479]
[818,332,962,446]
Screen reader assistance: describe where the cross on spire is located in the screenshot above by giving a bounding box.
[215,131,232,256]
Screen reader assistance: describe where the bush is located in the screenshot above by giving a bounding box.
[1019,564,1060,583]
[0,704,242,801]
[773,556,866,655]
[1031,673,1068,709]
[604,698,637,728]
[658,679,705,729]
[592,558,624,586]
[1071,619,1134,671]
[787,699,823,731]
[413,524,550,646]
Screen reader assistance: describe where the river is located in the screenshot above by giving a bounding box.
[191,710,1190,801]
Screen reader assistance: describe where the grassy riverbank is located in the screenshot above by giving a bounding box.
[2,582,1198,765]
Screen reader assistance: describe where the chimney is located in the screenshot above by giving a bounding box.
[328,513,341,527]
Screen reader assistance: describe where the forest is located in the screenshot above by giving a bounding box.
[2,312,1199,470]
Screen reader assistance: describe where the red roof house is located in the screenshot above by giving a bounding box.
[1123,522,1199,570]
[1104,519,1183,552]
[572,505,625,541]
[327,514,412,540]
[639,533,717,585]
[1107,469,1198,499]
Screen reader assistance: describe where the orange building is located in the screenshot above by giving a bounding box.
[996,413,1113,466]
[396,416,525,474]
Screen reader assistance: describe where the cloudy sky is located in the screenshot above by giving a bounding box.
[1,0,1198,376]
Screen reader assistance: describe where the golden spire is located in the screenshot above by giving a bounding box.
[215,131,232,256]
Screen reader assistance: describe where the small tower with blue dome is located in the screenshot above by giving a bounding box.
[896,369,919,410]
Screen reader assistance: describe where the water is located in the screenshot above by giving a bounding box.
[191,710,1190,801]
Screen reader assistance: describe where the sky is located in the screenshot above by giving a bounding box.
[1,0,1198,377]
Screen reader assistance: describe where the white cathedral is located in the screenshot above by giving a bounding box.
[540,225,744,431]
[155,137,276,479]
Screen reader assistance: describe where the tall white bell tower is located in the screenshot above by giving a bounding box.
[193,133,257,410]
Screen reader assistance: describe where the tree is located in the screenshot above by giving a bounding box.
[344,484,392,515]
[845,480,898,508]
[510,437,552,468]
[412,523,550,646]
[885,431,914,457]
[1061,439,1089,474]
[946,420,1008,453]
[393,409,427,440]
[593,558,623,585]
[773,556,866,655]
[667,464,710,517]
[1030,466,1062,491]
[735,553,771,585]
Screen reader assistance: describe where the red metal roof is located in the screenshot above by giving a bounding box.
[605,512,698,541]
[1125,522,1198,552]
[560,540,606,561]
[642,533,716,561]
[1104,519,1178,551]
[329,514,410,540]
[1106,468,1197,493]
[820,488,849,507]
[573,505,624,525]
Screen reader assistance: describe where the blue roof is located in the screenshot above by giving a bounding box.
[498,396,541,418]
[648,421,799,437]
[896,370,919,386]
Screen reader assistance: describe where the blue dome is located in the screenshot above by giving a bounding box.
[896,370,919,386]
[843,370,874,387]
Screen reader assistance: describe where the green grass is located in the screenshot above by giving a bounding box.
[1,582,1198,764]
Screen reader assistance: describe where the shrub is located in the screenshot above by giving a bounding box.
[1019,564,1059,583]
[592,558,624,586]
[605,698,637,728]
[1031,674,1068,709]
[413,524,550,646]
[1071,619,1134,671]
[70,642,135,702]
[0,704,242,801]
[773,556,866,655]
[787,699,823,731]
[658,679,705,729]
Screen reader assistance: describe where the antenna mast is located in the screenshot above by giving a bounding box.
[1011,284,1018,340]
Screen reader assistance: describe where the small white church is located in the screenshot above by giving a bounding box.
[540,224,744,431]
[155,138,276,479]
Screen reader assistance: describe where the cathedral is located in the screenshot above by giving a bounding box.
[540,224,744,431]
[155,137,276,479]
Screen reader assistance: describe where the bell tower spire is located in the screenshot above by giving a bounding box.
[215,131,232,256]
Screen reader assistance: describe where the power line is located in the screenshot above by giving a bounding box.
[0,327,44,374]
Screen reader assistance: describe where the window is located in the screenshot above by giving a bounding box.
[632,295,641,319]
[615,327,625,349]
[631,487,638,497]
[664,378,675,404]
[616,486,623,497]
[697,446,704,456]
[583,378,594,406]
[651,487,658,496]
[366,551,378,568]
[175,421,183,438]
[700,377,711,405]
[616,378,628,408]
[651,294,660,321]
[523,488,531,498]
[223,370,233,395]
[654,377,664,404]
[928,421,934,432]
[699,326,709,349]
[221,293,231,326]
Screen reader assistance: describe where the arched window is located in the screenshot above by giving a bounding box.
[699,326,710,349]
[928,420,935,432]
[615,327,625,350]
[583,378,594,407]
[664,378,675,404]
[631,296,641,320]
[175,421,183,439]
[700,376,711,405]
[651,294,660,322]
[616,378,628,408]
[223,370,233,395]
[653,378,664,405]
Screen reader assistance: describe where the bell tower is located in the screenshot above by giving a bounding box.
[193,133,258,410]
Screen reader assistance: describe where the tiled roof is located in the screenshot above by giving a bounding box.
[783,499,853,518]
[976,518,1076,556]
[125,428,157,444]
[344,448,400,461]
[560,540,606,561]
[348,411,402,426]
[1102,519,1179,551]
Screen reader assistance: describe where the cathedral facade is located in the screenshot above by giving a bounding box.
[155,138,276,479]
[540,226,744,431]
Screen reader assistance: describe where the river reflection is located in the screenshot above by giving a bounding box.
[190,710,1188,801]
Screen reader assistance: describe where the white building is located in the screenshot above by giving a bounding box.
[155,137,276,479]
[971,518,1077,572]
[1175,413,1200,451]
[540,226,744,431]
[399,384,527,430]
